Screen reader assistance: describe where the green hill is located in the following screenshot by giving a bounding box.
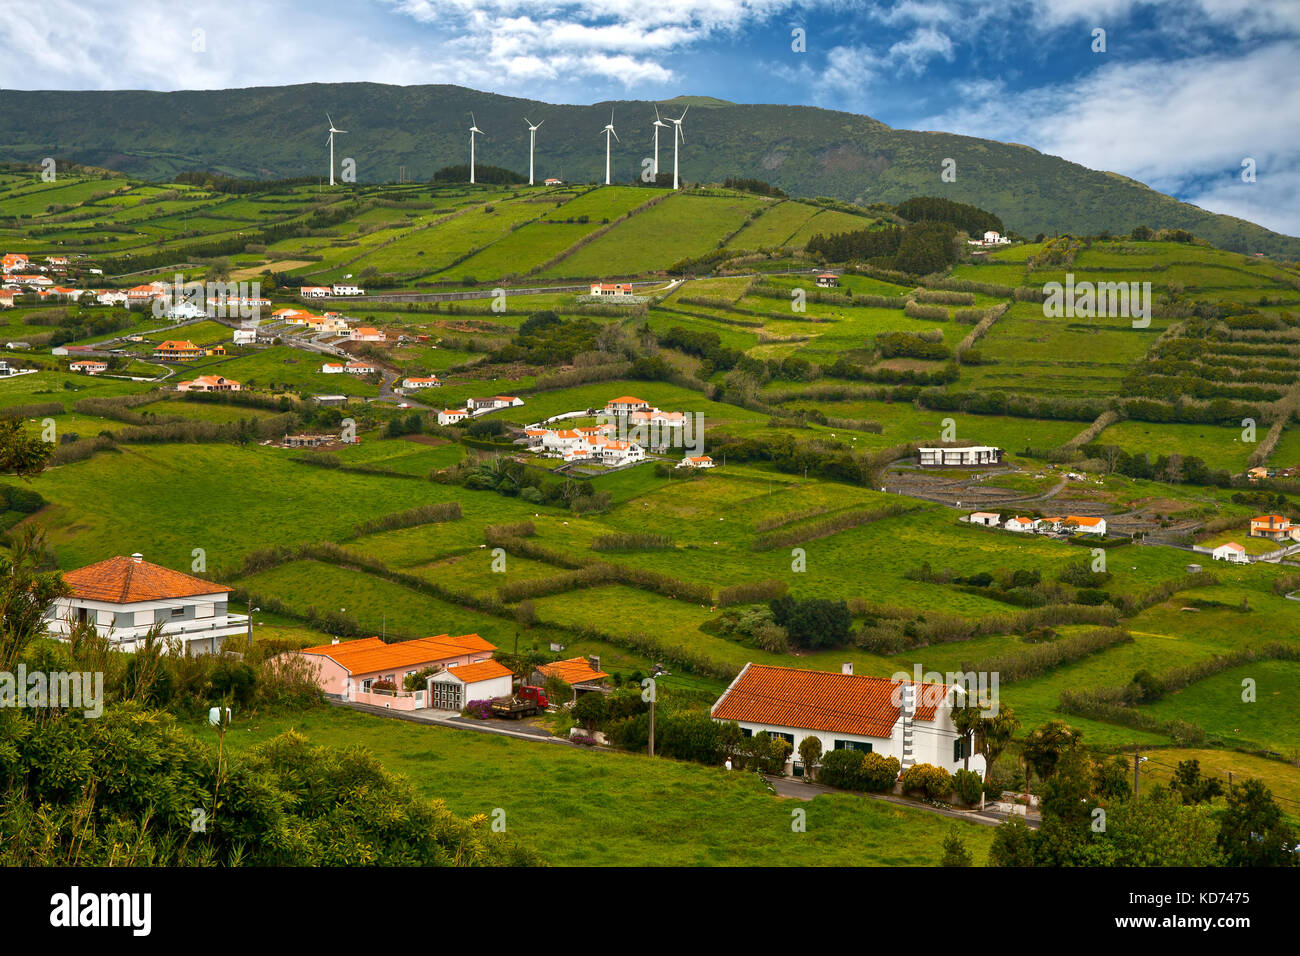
[1,82,1297,257]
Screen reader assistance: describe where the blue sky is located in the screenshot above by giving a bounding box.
[3,0,1298,234]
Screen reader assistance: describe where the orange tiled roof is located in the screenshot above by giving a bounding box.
[537,657,610,685]
[606,395,646,405]
[445,659,513,683]
[64,556,232,603]
[299,633,496,675]
[711,663,949,738]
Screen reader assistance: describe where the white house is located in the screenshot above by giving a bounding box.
[401,376,441,389]
[604,395,652,415]
[598,440,644,466]
[428,659,515,711]
[590,282,633,297]
[300,286,332,298]
[438,409,469,426]
[711,663,986,779]
[45,554,248,655]
[350,326,386,342]
[917,446,1004,467]
[332,283,364,296]
[1061,515,1107,536]
[233,328,257,345]
[467,395,523,413]
[69,360,108,374]
[321,362,346,374]
[967,512,1001,527]
[1003,516,1036,533]
[541,429,585,455]
[1211,542,1248,564]
[676,455,715,469]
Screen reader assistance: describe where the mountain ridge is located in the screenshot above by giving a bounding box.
[1,81,1296,256]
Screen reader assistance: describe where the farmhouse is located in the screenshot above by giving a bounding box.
[599,440,644,466]
[543,177,564,186]
[1003,516,1036,533]
[1249,514,1292,540]
[281,433,337,448]
[1211,542,1248,564]
[232,328,256,345]
[967,511,1001,527]
[0,290,17,308]
[676,455,715,469]
[295,633,498,709]
[401,376,441,389]
[1062,515,1107,536]
[917,446,1003,467]
[815,272,838,287]
[711,663,985,778]
[300,286,331,298]
[45,553,247,655]
[350,326,386,342]
[153,340,203,361]
[2,253,30,273]
[332,283,364,296]
[604,395,652,415]
[177,375,240,392]
[438,409,469,425]
[69,360,108,374]
[590,282,633,297]
[467,395,523,413]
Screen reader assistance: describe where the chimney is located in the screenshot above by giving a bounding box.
[841,662,853,675]
[131,553,143,563]
[588,655,600,672]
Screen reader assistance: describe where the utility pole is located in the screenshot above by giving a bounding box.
[649,690,655,757]
[1133,747,1141,797]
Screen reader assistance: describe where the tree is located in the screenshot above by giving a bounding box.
[0,418,53,479]
[941,826,973,866]
[950,703,981,772]
[1170,759,1224,805]
[988,816,1036,866]
[1217,778,1298,866]
[0,526,68,672]
[1021,720,1082,792]
[798,736,823,783]
[973,706,1020,783]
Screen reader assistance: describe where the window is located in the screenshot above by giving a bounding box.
[767,731,794,746]
[170,607,184,617]
[741,728,752,738]
[953,738,969,762]
[834,740,872,753]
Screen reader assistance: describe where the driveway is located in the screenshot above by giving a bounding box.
[762,774,1037,828]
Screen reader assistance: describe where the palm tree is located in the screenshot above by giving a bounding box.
[974,706,1020,783]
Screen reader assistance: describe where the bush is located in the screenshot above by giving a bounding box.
[901,763,953,800]
[572,691,608,730]
[953,768,983,806]
[816,749,900,791]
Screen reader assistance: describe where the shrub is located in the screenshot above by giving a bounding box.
[953,768,983,806]
[901,763,953,800]
[572,691,608,730]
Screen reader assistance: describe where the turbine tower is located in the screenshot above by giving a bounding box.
[469,112,484,184]
[652,105,668,177]
[326,114,347,187]
[602,108,620,186]
[524,117,543,186]
[669,106,688,190]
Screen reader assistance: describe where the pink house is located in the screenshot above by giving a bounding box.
[294,633,498,709]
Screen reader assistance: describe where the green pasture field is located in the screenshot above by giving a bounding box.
[726,199,821,248]
[1137,659,1300,753]
[1095,420,1254,473]
[200,705,996,866]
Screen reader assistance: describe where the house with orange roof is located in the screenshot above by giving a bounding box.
[152,340,202,361]
[1003,516,1036,533]
[1061,515,1106,536]
[604,395,651,414]
[294,633,501,709]
[1249,514,1292,540]
[675,455,715,469]
[45,553,247,654]
[815,272,838,287]
[300,286,332,298]
[429,659,515,711]
[69,360,109,374]
[177,375,240,392]
[2,253,30,273]
[401,375,441,389]
[0,289,18,309]
[1211,542,1248,564]
[711,662,984,778]
[438,408,469,426]
[350,326,386,342]
[589,282,633,296]
[599,439,644,466]
[534,656,609,698]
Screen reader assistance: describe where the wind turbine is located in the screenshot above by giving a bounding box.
[652,105,668,178]
[469,112,484,184]
[524,117,543,186]
[602,108,619,186]
[326,114,347,187]
[669,106,688,190]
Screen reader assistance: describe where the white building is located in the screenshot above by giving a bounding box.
[590,282,633,297]
[300,286,331,298]
[45,554,248,655]
[967,512,1001,527]
[711,663,986,779]
[428,659,515,711]
[467,395,523,413]
[401,376,441,389]
[233,328,257,345]
[1211,542,1248,564]
[438,409,469,426]
[350,326,386,342]
[332,283,364,296]
[676,455,715,469]
[598,440,644,466]
[917,446,1003,467]
[1003,516,1036,533]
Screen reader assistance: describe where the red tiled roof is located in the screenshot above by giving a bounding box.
[445,659,513,683]
[538,657,610,685]
[711,663,949,738]
[299,633,497,675]
[63,555,232,604]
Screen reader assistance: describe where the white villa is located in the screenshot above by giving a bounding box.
[967,231,1012,247]
[401,376,441,389]
[45,554,248,655]
[232,328,257,345]
[590,282,634,297]
[467,395,524,413]
[712,663,986,779]
[967,512,1001,527]
[438,409,469,426]
[1004,516,1037,533]
[332,283,364,296]
[676,455,715,469]
[918,446,1004,467]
